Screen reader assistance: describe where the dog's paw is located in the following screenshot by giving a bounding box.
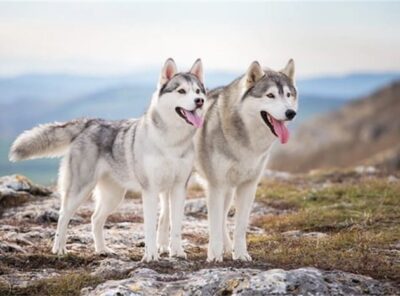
[169,247,187,259]
[232,251,252,261]
[207,254,223,262]
[141,252,159,262]
[52,246,67,256]
[95,247,117,256]
[207,241,224,262]
[158,244,169,255]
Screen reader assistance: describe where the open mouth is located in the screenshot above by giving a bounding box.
[175,107,204,128]
[260,111,290,144]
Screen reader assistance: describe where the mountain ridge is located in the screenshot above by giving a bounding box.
[269,80,400,172]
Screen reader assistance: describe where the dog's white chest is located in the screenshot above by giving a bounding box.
[143,151,193,191]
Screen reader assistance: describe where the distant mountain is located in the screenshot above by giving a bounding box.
[269,80,400,172]
[297,72,400,100]
[0,85,153,138]
[0,71,238,104]
[1,71,399,104]
[0,74,139,103]
[1,71,399,139]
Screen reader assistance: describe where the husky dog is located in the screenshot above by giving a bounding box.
[9,58,206,262]
[195,60,297,262]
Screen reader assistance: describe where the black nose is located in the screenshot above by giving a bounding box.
[285,109,296,120]
[195,98,204,108]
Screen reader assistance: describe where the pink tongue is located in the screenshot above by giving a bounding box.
[183,110,204,128]
[270,117,290,144]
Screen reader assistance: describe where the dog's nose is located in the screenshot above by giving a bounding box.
[285,109,296,120]
[195,98,204,108]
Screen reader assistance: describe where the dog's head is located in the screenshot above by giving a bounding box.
[155,58,206,128]
[241,59,297,144]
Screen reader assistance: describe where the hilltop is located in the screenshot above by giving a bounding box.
[270,80,400,173]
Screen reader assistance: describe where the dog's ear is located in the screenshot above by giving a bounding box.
[281,59,295,81]
[159,58,177,86]
[245,61,264,88]
[190,58,204,84]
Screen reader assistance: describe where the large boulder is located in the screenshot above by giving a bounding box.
[82,267,397,296]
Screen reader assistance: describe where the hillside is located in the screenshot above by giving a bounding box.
[269,80,400,172]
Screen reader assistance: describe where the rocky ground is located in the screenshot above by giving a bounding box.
[0,170,399,295]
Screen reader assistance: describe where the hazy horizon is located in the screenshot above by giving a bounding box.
[1,2,400,78]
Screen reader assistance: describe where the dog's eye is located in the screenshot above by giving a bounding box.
[287,93,291,98]
[178,89,186,94]
[266,93,275,99]
[196,89,200,94]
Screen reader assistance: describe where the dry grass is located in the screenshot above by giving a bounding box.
[252,175,400,284]
[0,273,104,296]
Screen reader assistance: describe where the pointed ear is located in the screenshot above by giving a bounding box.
[159,58,177,86]
[281,59,295,81]
[190,58,204,84]
[245,61,264,88]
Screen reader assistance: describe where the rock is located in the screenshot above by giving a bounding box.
[0,175,52,208]
[355,166,377,175]
[91,258,138,279]
[185,198,207,217]
[36,209,59,223]
[83,267,397,296]
[264,169,292,180]
[0,242,27,254]
[185,199,281,218]
[282,230,328,239]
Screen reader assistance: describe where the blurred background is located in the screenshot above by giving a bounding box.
[0,1,399,184]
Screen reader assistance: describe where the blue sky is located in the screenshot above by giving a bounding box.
[0,1,399,78]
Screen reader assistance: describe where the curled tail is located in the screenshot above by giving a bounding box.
[9,119,89,162]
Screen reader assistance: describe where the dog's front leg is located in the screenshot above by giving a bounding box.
[169,184,187,259]
[233,180,257,261]
[141,189,159,262]
[157,192,170,254]
[206,185,226,262]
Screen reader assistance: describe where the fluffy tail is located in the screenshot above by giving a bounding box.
[9,119,89,162]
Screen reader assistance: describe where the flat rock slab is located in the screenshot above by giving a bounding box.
[0,175,52,208]
[82,267,397,296]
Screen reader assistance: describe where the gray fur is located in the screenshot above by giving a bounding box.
[9,119,90,161]
[159,73,205,97]
[245,71,297,99]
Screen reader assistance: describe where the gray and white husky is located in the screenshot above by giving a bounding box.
[9,58,206,262]
[195,59,297,262]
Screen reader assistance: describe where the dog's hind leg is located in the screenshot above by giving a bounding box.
[91,176,125,254]
[157,192,170,254]
[232,180,257,261]
[223,189,234,254]
[52,156,96,255]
